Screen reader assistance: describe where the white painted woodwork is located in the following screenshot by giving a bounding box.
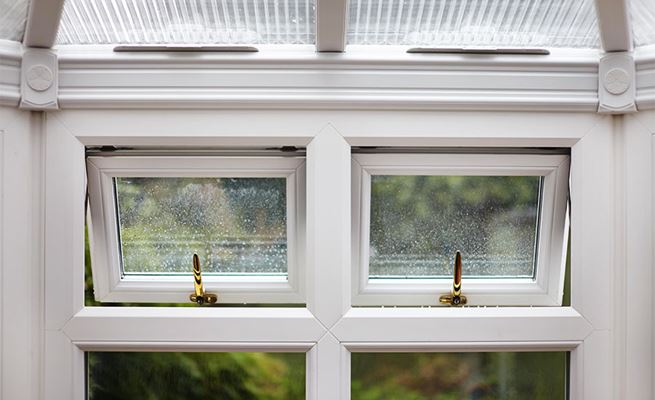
[307,334,350,400]
[636,45,655,110]
[621,113,653,399]
[19,49,58,110]
[598,52,637,113]
[0,41,22,107]
[315,0,348,52]
[55,45,599,111]
[593,0,633,52]
[22,0,66,48]
[306,125,351,329]
[332,307,592,343]
[64,308,325,344]
[0,107,43,400]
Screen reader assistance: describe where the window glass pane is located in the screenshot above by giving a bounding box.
[352,352,567,399]
[88,352,305,399]
[0,0,30,41]
[57,0,316,45]
[631,0,655,47]
[84,225,303,307]
[347,0,599,48]
[369,175,541,279]
[116,177,287,276]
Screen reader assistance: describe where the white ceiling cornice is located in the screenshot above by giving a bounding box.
[0,40,23,107]
[3,40,655,112]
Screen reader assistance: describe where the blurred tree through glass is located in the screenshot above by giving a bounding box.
[369,175,541,278]
[115,177,288,276]
[352,352,567,400]
[88,352,305,400]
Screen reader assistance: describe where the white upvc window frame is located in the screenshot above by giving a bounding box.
[42,109,616,400]
[351,152,570,306]
[86,155,306,304]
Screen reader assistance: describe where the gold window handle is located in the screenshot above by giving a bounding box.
[189,254,218,305]
[439,251,467,306]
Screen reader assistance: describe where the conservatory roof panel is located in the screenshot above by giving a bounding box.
[56,0,316,45]
[631,0,655,47]
[347,0,601,48]
[0,0,30,42]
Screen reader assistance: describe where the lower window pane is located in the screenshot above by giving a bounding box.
[352,352,567,400]
[88,352,305,400]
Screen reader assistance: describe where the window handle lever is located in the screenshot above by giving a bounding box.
[439,251,467,306]
[189,254,218,305]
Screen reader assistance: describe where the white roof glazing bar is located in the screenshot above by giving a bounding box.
[594,0,632,52]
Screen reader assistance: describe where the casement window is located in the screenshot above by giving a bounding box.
[42,111,616,400]
[86,152,306,304]
[351,151,570,306]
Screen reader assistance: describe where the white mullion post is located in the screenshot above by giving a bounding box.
[43,115,86,400]
[307,334,350,400]
[306,125,351,398]
[316,0,348,51]
[570,116,614,400]
[306,124,351,328]
[593,0,632,52]
[621,114,653,399]
[1,109,43,400]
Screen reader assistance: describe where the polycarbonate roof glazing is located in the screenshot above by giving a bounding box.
[57,0,316,45]
[631,0,655,47]
[9,0,653,48]
[0,0,30,42]
[347,0,600,48]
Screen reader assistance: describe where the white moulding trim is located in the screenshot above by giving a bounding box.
[0,40,22,106]
[63,307,327,343]
[331,306,592,343]
[636,45,655,110]
[54,45,600,111]
[315,0,347,52]
[74,341,315,352]
[343,341,582,352]
[7,41,655,113]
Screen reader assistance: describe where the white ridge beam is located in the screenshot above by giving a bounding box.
[594,0,633,52]
[316,0,348,52]
[23,0,66,48]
